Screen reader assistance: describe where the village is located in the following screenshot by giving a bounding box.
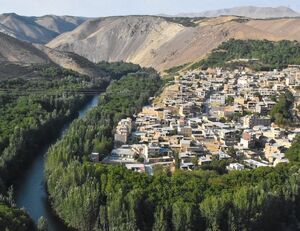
[95,66,300,175]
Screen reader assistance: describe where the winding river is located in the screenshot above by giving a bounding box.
[15,95,100,231]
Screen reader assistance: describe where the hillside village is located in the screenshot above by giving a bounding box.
[3,3,300,230]
[97,66,300,174]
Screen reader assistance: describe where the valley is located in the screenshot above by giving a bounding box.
[1,4,300,231]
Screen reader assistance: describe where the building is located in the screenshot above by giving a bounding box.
[178,126,193,137]
[104,145,136,164]
[239,130,256,149]
[114,118,133,145]
[210,94,226,105]
[219,129,240,146]
[90,152,100,163]
[243,115,271,128]
[125,164,145,173]
[227,163,245,171]
[244,159,269,169]
[264,143,285,160]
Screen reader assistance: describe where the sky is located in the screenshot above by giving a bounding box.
[0,0,300,17]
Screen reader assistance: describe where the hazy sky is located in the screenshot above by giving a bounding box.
[1,0,300,17]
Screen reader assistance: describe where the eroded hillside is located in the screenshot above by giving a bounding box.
[47,16,300,71]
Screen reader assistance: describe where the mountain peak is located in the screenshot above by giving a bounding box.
[0,13,88,44]
[176,6,300,19]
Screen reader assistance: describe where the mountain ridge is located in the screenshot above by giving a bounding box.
[0,30,106,78]
[0,13,87,44]
[47,15,300,71]
[2,9,300,73]
[175,6,300,19]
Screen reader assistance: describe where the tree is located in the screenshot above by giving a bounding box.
[174,152,180,170]
[38,216,48,231]
[153,207,170,231]
[270,91,294,125]
[227,147,237,158]
[7,186,15,207]
[225,96,234,105]
[285,136,300,162]
[192,156,199,168]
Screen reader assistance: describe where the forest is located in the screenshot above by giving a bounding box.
[191,39,300,71]
[44,65,300,230]
[0,62,145,230]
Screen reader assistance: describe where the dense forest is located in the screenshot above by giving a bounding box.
[0,62,144,230]
[45,68,163,230]
[44,66,300,230]
[191,39,300,71]
[0,203,35,231]
[0,66,99,230]
[0,66,107,187]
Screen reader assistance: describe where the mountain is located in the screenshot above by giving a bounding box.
[176,6,300,19]
[0,31,50,64]
[0,31,51,79]
[47,15,300,71]
[0,30,106,79]
[35,44,106,77]
[0,23,16,37]
[0,13,87,44]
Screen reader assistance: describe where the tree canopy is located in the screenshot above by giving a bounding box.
[191,39,300,71]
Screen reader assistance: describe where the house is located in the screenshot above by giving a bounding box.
[264,143,285,160]
[247,101,257,111]
[125,164,145,173]
[180,139,192,152]
[180,162,194,170]
[114,117,133,145]
[227,163,245,171]
[239,130,256,149]
[243,115,271,128]
[273,157,289,167]
[179,103,195,117]
[219,129,240,146]
[199,155,212,165]
[178,126,193,137]
[256,101,276,115]
[210,94,226,105]
[104,145,136,164]
[244,159,269,169]
[234,96,246,105]
[90,152,100,163]
[217,151,231,160]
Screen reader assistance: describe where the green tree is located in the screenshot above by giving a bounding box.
[38,216,48,231]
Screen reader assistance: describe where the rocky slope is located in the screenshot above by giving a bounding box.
[0,13,87,44]
[0,31,50,64]
[35,45,106,77]
[176,6,300,19]
[47,15,300,71]
[0,31,105,78]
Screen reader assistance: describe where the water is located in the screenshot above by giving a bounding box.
[15,95,99,231]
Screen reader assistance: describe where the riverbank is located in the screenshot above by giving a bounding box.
[15,95,100,231]
[44,71,162,230]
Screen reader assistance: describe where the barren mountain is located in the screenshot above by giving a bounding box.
[47,15,300,71]
[35,45,106,77]
[176,6,300,19]
[0,13,87,44]
[0,31,50,64]
[246,18,300,41]
[0,23,16,38]
[0,30,106,79]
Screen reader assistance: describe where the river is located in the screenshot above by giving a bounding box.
[15,95,100,231]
